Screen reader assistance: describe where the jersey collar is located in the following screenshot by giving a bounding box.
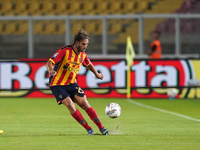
[71,45,80,55]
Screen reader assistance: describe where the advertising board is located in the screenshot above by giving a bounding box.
[0,59,199,98]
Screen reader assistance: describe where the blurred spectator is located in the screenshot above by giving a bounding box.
[177,0,197,13]
[146,30,162,59]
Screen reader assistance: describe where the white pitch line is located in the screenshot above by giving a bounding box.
[128,100,200,122]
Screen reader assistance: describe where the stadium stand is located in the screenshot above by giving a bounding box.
[0,0,157,35]
[114,0,186,44]
[0,0,189,36]
[0,0,200,58]
[156,0,200,34]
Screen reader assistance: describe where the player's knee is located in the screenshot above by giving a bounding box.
[62,98,74,108]
[80,100,86,107]
[65,101,72,107]
[80,99,90,110]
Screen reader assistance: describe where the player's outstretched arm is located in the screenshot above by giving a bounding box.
[87,63,103,80]
[46,60,57,76]
[146,48,153,56]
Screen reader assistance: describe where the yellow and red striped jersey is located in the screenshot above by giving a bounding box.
[49,45,91,87]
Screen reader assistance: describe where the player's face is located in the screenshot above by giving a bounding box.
[152,32,158,40]
[76,39,89,52]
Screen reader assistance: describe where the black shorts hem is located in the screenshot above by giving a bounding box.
[50,83,85,105]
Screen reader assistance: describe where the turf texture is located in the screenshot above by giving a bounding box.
[0,98,200,150]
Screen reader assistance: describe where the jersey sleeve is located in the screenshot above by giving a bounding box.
[83,55,91,67]
[49,49,65,64]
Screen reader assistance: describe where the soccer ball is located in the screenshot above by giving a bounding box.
[167,88,178,97]
[105,103,121,118]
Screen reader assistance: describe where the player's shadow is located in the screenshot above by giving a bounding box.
[1,133,106,137]
[93,133,102,136]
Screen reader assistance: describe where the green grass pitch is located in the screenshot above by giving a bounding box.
[0,98,200,150]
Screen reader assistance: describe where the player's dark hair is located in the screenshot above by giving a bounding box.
[153,30,161,36]
[73,29,89,45]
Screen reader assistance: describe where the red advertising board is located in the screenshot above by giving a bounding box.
[0,59,199,98]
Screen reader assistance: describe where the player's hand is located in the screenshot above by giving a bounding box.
[96,73,104,80]
[49,70,57,76]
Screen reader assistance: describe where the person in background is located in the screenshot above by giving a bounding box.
[146,30,162,59]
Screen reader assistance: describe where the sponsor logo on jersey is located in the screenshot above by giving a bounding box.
[63,65,68,70]
[68,66,80,73]
[63,64,79,73]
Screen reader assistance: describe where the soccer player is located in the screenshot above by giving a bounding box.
[46,29,110,135]
[146,30,162,59]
